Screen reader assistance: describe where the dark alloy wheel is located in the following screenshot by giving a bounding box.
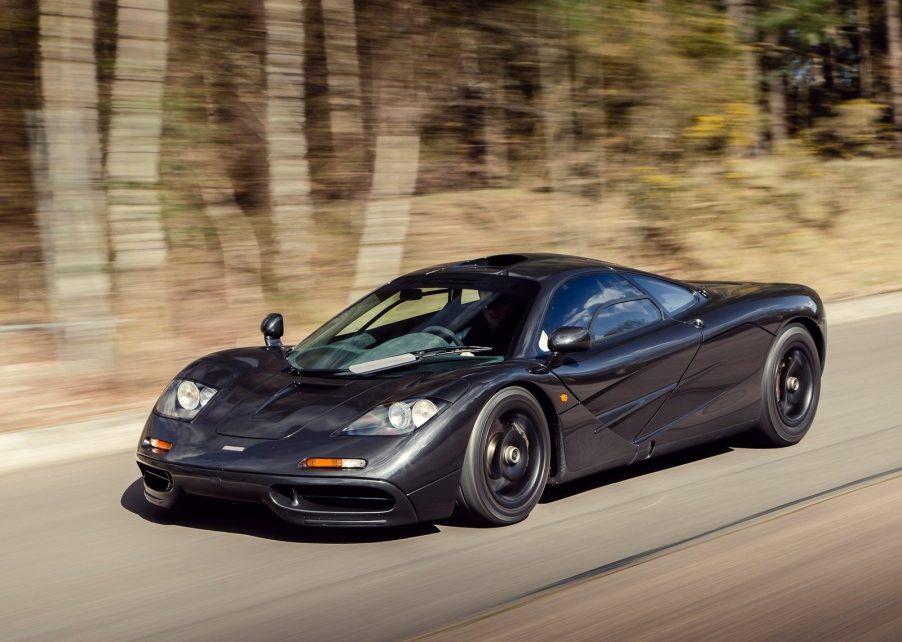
[457,387,551,526]
[756,324,822,446]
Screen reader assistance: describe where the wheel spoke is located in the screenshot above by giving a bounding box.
[775,345,817,426]
[488,475,508,494]
[785,353,800,377]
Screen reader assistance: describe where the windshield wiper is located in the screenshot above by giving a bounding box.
[414,345,491,358]
[346,346,491,375]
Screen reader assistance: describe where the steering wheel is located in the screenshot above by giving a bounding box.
[421,325,461,346]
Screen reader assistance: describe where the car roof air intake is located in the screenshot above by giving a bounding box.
[457,254,529,268]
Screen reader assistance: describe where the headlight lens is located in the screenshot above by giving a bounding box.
[176,381,200,410]
[155,379,219,421]
[411,399,438,427]
[341,398,447,436]
[387,402,412,430]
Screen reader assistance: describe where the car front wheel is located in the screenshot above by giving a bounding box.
[457,387,550,526]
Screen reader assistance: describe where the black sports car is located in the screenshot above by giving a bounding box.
[137,254,825,527]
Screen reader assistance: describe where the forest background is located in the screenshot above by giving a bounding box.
[2,0,901,429]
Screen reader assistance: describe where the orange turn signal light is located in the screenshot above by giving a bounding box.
[149,438,173,453]
[299,457,367,470]
[560,393,569,403]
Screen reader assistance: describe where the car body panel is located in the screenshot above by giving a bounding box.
[552,319,702,444]
[137,253,826,527]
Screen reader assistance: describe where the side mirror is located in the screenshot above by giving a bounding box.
[548,326,591,356]
[261,312,284,348]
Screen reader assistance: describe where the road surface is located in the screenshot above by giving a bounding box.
[428,472,902,640]
[1,312,900,640]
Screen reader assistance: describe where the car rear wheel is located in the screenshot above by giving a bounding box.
[756,324,821,446]
[457,387,550,526]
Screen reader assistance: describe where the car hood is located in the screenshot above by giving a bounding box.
[185,348,471,440]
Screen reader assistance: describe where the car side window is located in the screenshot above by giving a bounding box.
[629,274,697,316]
[539,273,643,351]
[589,299,662,342]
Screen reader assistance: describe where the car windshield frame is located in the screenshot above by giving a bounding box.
[287,275,539,373]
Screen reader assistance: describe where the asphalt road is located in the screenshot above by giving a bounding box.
[429,473,902,641]
[2,312,901,641]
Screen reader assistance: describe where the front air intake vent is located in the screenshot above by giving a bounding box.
[272,484,395,512]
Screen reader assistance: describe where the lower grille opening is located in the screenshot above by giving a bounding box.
[273,484,395,512]
[139,463,173,492]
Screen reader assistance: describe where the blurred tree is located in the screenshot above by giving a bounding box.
[567,23,607,199]
[889,0,902,149]
[537,3,576,194]
[210,41,267,304]
[0,1,42,310]
[34,0,112,363]
[458,23,494,185]
[474,21,512,186]
[165,0,264,305]
[764,30,789,147]
[411,1,516,191]
[756,0,841,144]
[859,0,873,96]
[106,0,169,270]
[0,1,38,229]
[349,0,422,301]
[726,0,763,153]
[7,0,902,331]
[265,0,315,290]
[321,0,367,198]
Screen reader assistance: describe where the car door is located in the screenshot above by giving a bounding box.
[539,273,702,472]
[633,303,776,448]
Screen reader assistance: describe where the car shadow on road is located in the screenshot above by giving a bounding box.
[120,478,440,543]
[539,439,734,504]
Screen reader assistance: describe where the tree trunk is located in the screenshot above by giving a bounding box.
[348,0,421,302]
[321,0,366,198]
[265,0,316,285]
[767,72,788,148]
[726,0,762,154]
[478,39,511,188]
[35,0,112,365]
[888,0,902,150]
[536,8,575,194]
[198,175,265,306]
[106,0,169,269]
[190,1,265,305]
[458,27,488,184]
[765,32,788,149]
[859,0,873,97]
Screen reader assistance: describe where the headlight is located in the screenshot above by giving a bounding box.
[155,379,218,420]
[340,398,447,436]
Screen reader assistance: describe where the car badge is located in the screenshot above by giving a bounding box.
[222,445,245,452]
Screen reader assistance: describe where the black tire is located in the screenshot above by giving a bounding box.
[756,324,821,446]
[457,387,550,526]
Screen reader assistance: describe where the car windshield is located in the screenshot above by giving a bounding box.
[287,277,536,373]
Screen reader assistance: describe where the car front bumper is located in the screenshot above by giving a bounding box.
[136,454,457,527]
